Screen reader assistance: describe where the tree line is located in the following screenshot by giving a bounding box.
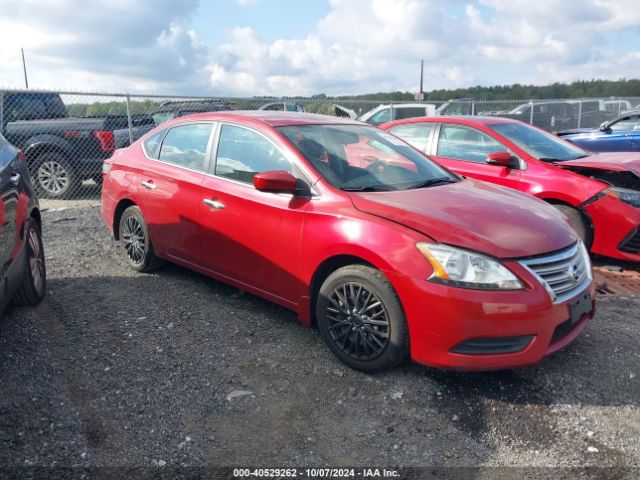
[64,78,640,117]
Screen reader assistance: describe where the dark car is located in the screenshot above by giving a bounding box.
[0,134,45,314]
[148,100,234,126]
[557,111,640,152]
[0,91,133,198]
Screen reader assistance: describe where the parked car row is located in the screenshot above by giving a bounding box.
[4,104,639,375]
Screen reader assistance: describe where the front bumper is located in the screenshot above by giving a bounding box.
[388,262,595,371]
[584,194,640,262]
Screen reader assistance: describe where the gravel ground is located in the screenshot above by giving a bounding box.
[1,205,639,477]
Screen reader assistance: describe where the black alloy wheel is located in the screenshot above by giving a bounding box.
[317,265,409,372]
[326,281,390,361]
[118,206,163,272]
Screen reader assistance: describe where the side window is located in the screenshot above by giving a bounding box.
[436,125,504,163]
[6,94,47,120]
[610,115,640,131]
[368,108,391,125]
[215,125,291,184]
[395,107,426,120]
[158,123,212,171]
[389,123,435,152]
[143,130,166,159]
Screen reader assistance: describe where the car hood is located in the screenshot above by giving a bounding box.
[558,152,640,175]
[348,179,577,259]
[557,128,595,136]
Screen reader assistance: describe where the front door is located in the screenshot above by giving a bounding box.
[430,123,521,191]
[199,124,309,304]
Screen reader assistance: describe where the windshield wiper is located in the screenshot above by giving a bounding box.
[341,185,395,192]
[407,177,456,189]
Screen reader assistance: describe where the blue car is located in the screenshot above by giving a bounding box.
[558,111,640,152]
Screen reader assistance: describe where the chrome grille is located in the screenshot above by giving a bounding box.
[519,243,592,304]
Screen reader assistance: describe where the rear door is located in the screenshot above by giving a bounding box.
[429,123,521,190]
[198,123,310,305]
[137,122,215,264]
[0,142,22,299]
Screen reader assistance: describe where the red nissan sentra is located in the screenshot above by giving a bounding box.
[101,112,594,372]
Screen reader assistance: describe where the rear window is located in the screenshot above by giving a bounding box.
[5,93,66,120]
[395,107,426,119]
[388,123,435,153]
[142,130,166,159]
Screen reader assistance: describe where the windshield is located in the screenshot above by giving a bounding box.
[152,111,176,126]
[278,124,458,191]
[489,122,589,162]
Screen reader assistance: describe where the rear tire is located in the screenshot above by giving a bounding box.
[553,205,593,247]
[32,153,79,199]
[118,206,163,272]
[11,220,46,306]
[316,265,409,373]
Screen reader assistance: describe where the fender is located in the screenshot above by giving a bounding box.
[22,134,72,162]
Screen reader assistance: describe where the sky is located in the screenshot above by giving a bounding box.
[0,0,639,97]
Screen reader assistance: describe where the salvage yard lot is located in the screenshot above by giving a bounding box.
[1,205,639,472]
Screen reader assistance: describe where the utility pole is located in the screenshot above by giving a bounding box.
[21,48,29,89]
[415,60,425,101]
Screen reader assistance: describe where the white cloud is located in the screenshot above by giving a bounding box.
[0,0,207,92]
[0,0,639,96]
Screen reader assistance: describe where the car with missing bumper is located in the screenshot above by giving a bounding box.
[102,111,594,372]
[382,116,640,264]
[0,134,46,314]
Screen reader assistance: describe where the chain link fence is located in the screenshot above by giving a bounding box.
[1,88,639,201]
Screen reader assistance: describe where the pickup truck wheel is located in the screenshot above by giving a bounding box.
[553,205,593,248]
[33,153,79,199]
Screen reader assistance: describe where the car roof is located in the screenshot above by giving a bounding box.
[382,115,519,129]
[167,111,365,128]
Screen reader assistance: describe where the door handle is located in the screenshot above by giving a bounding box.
[10,173,20,185]
[141,180,156,190]
[203,198,225,209]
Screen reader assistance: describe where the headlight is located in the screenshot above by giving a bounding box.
[417,243,524,290]
[606,187,640,208]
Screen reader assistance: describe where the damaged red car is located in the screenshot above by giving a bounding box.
[382,116,640,262]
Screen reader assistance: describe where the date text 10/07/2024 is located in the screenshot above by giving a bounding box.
[233,468,400,478]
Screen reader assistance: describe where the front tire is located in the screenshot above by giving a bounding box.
[316,265,409,373]
[118,206,163,272]
[11,220,46,306]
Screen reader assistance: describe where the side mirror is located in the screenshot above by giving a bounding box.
[599,121,611,131]
[254,170,298,194]
[486,151,513,167]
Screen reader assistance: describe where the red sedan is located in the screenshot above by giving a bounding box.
[102,112,594,372]
[381,116,640,263]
